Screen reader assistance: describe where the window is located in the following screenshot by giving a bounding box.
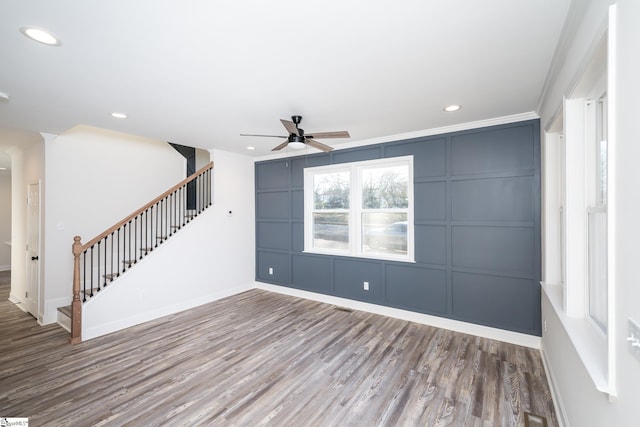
[541,20,615,395]
[586,90,608,333]
[304,156,414,262]
[310,169,350,251]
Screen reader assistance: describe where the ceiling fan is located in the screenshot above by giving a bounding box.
[241,115,350,152]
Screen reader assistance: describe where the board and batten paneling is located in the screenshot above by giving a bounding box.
[255,120,541,335]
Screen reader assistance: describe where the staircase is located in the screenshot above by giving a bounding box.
[58,162,213,343]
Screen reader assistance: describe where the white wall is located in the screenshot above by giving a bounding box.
[0,173,11,270]
[82,149,255,340]
[537,0,610,130]
[42,125,185,323]
[539,1,640,425]
[195,147,210,170]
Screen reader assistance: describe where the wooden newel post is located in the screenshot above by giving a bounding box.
[70,236,83,344]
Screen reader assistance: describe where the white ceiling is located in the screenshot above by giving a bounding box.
[0,0,571,159]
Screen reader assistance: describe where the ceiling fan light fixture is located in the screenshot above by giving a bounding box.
[288,135,306,150]
[20,26,61,46]
[288,141,306,150]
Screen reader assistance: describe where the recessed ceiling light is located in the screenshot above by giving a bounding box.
[0,92,9,101]
[20,26,61,46]
[444,104,461,112]
[246,146,256,151]
[111,112,127,119]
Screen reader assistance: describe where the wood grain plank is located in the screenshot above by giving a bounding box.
[0,271,558,426]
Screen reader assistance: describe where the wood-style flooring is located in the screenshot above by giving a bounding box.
[0,271,557,426]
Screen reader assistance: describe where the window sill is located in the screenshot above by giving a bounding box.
[303,249,415,264]
[541,282,614,396]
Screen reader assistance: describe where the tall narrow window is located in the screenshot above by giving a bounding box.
[304,156,414,262]
[596,95,608,206]
[559,206,565,286]
[587,91,608,333]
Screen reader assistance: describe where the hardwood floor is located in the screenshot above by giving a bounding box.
[0,271,557,426]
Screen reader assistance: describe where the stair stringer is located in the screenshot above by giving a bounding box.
[81,208,253,340]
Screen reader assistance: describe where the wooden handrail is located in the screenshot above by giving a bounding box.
[69,161,213,344]
[80,162,213,251]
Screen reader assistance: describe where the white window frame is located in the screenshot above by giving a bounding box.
[541,7,616,396]
[585,84,608,335]
[304,156,414,262]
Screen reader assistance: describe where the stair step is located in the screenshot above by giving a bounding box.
[139,247,153,252]
[156,236,167,240]
[56,305,72,332]
[103,273,119,280]
[57,305,72,318]
[122,259,137,265]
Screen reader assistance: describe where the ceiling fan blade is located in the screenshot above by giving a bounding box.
[271,141,290,151]
[305,131,350,139]
[280,119,299,135]
[305,139,334,152]
[240,134,287,138]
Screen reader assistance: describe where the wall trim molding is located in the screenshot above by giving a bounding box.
[254,112,540,162]
[0,264,10,271]
[540,346,569,427]
[255,281,541,349]
[8,293,26,311]
[82,283,253,341]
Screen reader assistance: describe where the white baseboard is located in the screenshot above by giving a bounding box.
[540,346,570,427]
[0,264,10,271]
[8,293,28,313]
[255,282,541,349]
[83,284,253,341]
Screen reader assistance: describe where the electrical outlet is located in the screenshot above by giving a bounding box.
[544,320,547,332]
[363,281,369,291]
[268,267,274,275]
[628,318,640,362]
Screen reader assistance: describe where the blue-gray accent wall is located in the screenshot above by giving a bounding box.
[255,120,541,336]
